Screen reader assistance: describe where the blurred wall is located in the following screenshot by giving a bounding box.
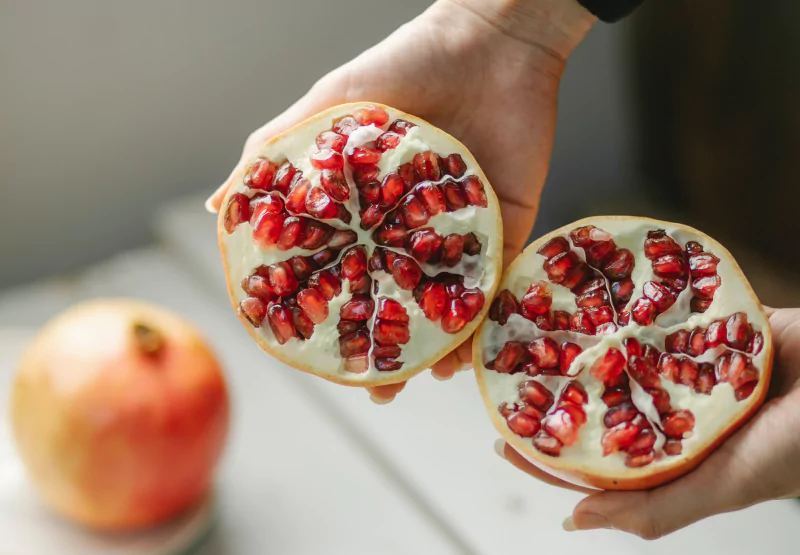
[0,0,632,287]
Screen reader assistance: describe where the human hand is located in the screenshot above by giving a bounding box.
[207,0,596,402]
[496,307,800,539]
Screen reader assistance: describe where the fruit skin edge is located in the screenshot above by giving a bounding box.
[472,215,774,491]
[217,102,504,387]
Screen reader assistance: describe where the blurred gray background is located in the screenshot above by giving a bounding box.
[0,0,633,287]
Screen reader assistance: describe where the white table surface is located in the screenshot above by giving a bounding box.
[0,194,796,554]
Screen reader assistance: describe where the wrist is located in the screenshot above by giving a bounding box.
[438,0,596,61]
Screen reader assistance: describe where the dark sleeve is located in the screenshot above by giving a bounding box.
[576,0,645,22]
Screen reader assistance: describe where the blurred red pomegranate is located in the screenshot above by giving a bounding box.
[10,299,230,531]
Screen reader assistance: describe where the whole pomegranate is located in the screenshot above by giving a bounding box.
[10,299,230,531]
[218,103,502,385]
[474,216,772,490]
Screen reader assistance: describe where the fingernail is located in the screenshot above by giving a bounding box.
[204,194,219,214]
[563,512,610,531]
[493,439,506,459]
[432,372,453,381]
[369,394,394,405]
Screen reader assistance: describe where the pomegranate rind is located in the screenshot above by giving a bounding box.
[11,299,230,530]
[474,216,772,490]
[218,103,503,387]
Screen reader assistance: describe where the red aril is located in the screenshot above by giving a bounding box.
[218,103,502,386]
[474,216,772,490]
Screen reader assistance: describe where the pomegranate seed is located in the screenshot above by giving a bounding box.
[462,233,482,256]
[339,295,374,321]
[441,298,469,333]
[296,220,331,250]
[437,233,465,267]
[506,412,540,438]
[250,191,284,218]
[685,241,704,254]
[289,256,315,282]
[308,270,342,300]
[412,152,441,181]
[725,312,751,350]
[688,329,707,356]
[561,381,588,406]
[748,332,764,355]
[332,115,359,136]
[692,275,721,299]
[241,275,275,302]
[443,154,467,178]
[377,298,408,322]
[339,329,371,357]
[517,381,554,410]
[624,337,642,358]
[344,355,369,374]
[419,282,447,321]
[665,329,690,354]
[543,251,577,284]
[664,439,683,456]
[585,305,614,326]
[543,409,581,446]
[311,248,336,268]
[610,278,635,307]
[696,363,716,394]
[631,297,656,325]
[305,187,339,220]
[569,309,596,335]
[339,247,366,283]
[627,356,661,388]
[375,358,403,372]
[642,281,676,313]
[243,157,278,190]
[368,250,386,273]
[689,252,720,277]
[416,183,447,215]
[267,303,296,344]
[250,211,283,248]
[648,388,671,414]
[350,276,373,295]
[603,401,638,428]
[590,348,626,383]
[310,149,344,170]
[625,451,655,468]
[224,193,251,234]
[297,288,329,324]
[240,297,267,327]
[492,341,527,373]
[735,381,758,401]
[323,229,356,251]
[527,338,560,369]
[441,179,468,211]
[690,297,712,313]
[553,310,570,330]
[659,353,680,381]
[400,194,430,229]
[337,320,360,335]
[602,388,630,407]
[662,410,695,439]
[534,312,554,331]
[408,229,444,263]
[596,322,618,335]
[359,204,384,230]
[489,290,519,325]
[576,287,609,308]
[353,105,389,126]
[319,169,350,202]
[272,162,296,194]
[285,176,311,214]
[520,281,552,318]
[375,132,402,152]
[372,222,405,248]
[663,277,689,292]
[290,306,315,339]
[267,262,299,296]
[374,345,402,358]
[277,216,306,251]
[353,165,380,189]
[388,119,415,135]
[378,173,405,208]
[461,175,488,207]
[461,289,485,320]
[644,230,682,259]
[652,254,687,278]
[347,145,382,166]
[537,236,570,259]
[444,279,465,299]
[642,344,661,366]
[374,320,410,345]
[316,130,347,153]
[557,343,583,375]
[520,362,540,376]
[390,255,422,290]
[533,431,562,456]
[601,421,640,456]
[396,162,418,192]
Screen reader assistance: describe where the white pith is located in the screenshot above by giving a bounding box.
[219,104,503,386]
[475,216,772,487]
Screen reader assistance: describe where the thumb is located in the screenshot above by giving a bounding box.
[565,463,747,540]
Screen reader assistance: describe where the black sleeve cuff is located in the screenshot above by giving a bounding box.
[576,0,646,22]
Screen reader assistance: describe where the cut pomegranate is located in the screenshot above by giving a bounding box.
[219,103,501,386]
[475,216,772,490]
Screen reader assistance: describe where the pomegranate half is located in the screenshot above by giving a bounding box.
[218,103,502,386]
[474,216,772,490]
[11,299,230,530]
